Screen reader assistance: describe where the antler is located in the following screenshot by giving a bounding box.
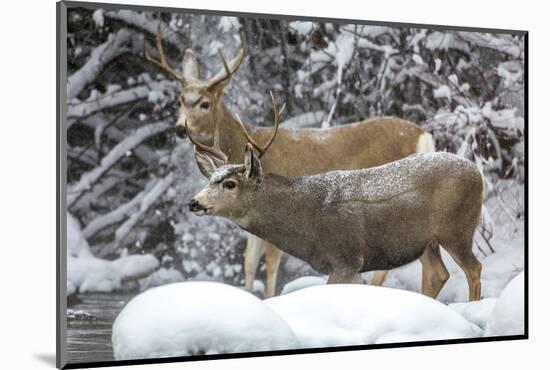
[235,91,285,159]
[144,24,187,84]
[207,30,248,91]
[184,110,230,163]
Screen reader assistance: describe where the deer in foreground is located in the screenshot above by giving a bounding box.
[187,99,484,301]
[145,26,435,297]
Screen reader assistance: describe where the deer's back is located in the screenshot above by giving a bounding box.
[247,117,425,176]
[283,153,483,272]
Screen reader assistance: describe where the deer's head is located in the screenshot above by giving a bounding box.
[188,144,262,219]
[144,24,246,142]
[188,92,285,220]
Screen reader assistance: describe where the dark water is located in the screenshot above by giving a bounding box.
[67,292,136,364]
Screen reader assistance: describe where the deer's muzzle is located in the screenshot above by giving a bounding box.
[175,125,187,139]
[188,198,209,215]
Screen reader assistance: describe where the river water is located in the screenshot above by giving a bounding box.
[66,292,135,365]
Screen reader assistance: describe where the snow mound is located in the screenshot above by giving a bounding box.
[67,212,159,294]
[112,282,298,360]
[266,284,482,347]
[485,272,525,337]
[251,279,265,297]
[449,299,497,330]
[138,267,184,291]
[281,276,327,295]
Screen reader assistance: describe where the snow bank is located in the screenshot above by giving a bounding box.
[266,284,482,348]
[449,299,497,330]
[281,276,327,295]
[67,212,159,294]
[138,267,184,291]
[112,282,298,360]
[485,272,525,337]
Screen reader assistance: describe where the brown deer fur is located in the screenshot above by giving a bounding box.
[190,147,483,301]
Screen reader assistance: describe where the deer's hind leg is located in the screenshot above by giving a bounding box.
[441,238,482,301]
[419,240,450,299]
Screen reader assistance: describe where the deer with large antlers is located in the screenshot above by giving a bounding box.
[145,25,436,297]
[187,97,484,301]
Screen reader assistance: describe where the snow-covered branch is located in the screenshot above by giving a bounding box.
[457,32,524,59]
[104,10,181,48]
[67,29,139,100]
[77,113,163,167]
[82,177,159,238]
[113,172,175,248]
[70,173,127,211]
[67,80,177,119]
[68,121,171,205]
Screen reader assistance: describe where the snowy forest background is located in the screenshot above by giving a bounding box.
[66,7,525,302]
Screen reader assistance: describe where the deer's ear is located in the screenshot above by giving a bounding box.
[193,147,219,178]
[244,143,262,182]
[182,49,200,80]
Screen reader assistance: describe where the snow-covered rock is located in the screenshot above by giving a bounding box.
[266,284,482,347]
[485,272,525,337]
[281,276,327,295]
[112,282,298,360]
[67,212,159,294]
[449,298,497,330]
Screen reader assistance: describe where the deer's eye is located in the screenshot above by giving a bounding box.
[222,180,237,190]
[200,101,211,110]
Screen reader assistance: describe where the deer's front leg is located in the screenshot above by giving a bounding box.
[264,242,283,298]
[244,233,265,292]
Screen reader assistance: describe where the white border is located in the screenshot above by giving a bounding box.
[2,0,546,369]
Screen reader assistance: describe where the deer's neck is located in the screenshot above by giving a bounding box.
[235,175,320,256]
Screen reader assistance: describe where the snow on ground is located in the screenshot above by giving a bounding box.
[112,282,482,359]
[448,299,497,330]
[112,282,298,360]
[67,212,159,294]
[138,267,184,291]
[485,272,525,337]
[112,275,524,357]
[281,275,327,295]
[266,284,481,348]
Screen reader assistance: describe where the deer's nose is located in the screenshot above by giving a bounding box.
[188,199,202,212]
[175,125,187,139]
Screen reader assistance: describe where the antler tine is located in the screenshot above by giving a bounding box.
[208,30,248,90]
[235,90,284,159]
[143,23,187,84]
[184,119,229,163]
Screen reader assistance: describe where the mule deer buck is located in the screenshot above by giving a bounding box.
[187,99,484,301]
[145,26,435,297]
